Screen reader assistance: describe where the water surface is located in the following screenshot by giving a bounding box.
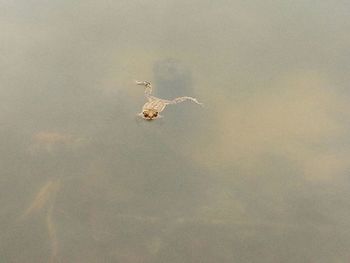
[1,1,350,262]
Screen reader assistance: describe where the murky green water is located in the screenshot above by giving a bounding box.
[1,1,350,262]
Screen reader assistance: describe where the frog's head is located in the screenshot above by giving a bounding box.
[142,109,159,120]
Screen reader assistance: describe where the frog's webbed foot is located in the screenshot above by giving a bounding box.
[135,80,151,86]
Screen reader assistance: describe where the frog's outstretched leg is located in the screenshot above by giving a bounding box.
[135,80,153,100]
[165,96,203,106]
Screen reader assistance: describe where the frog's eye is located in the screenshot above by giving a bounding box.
[143,112,149,117]
[154,112,158,117]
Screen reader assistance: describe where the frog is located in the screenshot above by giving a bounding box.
[135,80,202,120]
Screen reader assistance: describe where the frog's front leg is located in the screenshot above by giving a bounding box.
[135,80,153,100]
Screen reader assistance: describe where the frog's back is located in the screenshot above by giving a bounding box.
[142,99,167,113]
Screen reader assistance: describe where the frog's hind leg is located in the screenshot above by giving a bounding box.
[166,96,203,106]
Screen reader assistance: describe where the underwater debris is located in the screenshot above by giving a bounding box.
[47,204,59,263]
[20,179,61,219]
[29,131,88,154]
